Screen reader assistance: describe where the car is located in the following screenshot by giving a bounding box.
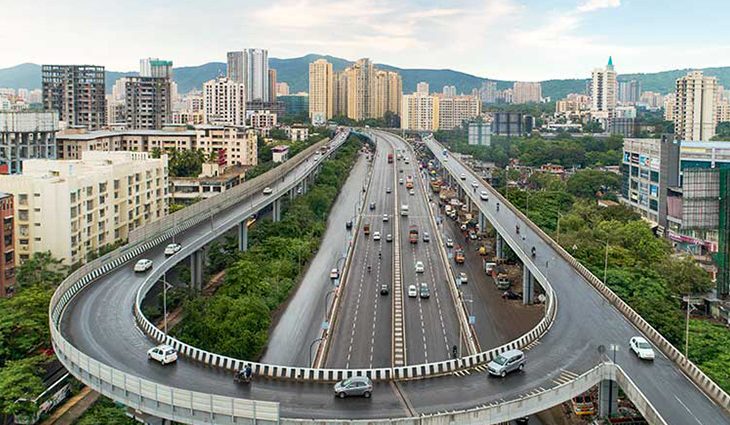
[469,230,478,240]
[471,181,479,188]
[330,268,340,280]
[409,189,415,196]
[386,187,392,193]
[407,284,418,297]
[399,169,404,173]
[373,231,381,241]
[386,233,393,242]
[380,284,390,295]
[446,238,454,248]
[369,202,376,210]
[383,214,389,222]
[415,261,425,273]
[134,259,153,273]
[630,336,655,360]
[422,232,430,242]
[460,173,466,180]
[480,191,489,201]
[334,376,373,398]
[419,283,430,298]
[147,344,178,365]
[262,187,273,195]
[297,187,303,194]
[487,349,525,377]
[399,178,404,185]
[164,243,181,256]
[345,220,353,230]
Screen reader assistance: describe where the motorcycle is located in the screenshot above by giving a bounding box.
[234,369,252,384]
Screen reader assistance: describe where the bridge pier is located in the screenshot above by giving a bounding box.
[495,233,504,259]
[189,249,204,291]
[522,265,534,305]
[272,198,282,222]
[598,379,619,417]
[478,212,485,234]
[238,221,248,252]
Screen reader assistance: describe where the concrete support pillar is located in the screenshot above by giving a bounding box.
[302,179,308,194]
[495,233,504,259]
[289,188,294,200]
[238,221,248,252]
[522,265,534,305]
[272,198,282,222]
[479,212,486,234]
[189,249,204,291]
[598,379,618,417]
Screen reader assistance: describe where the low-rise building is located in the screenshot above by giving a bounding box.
[248,110,277,129]
[0,193,15,296]
[194,126,257,167]
[0,151,168,266]
[170,163,246,205]
[287,125,309,141]
[467,122,491,146]
[272,145,289,163]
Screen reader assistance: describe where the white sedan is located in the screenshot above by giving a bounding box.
[629,336,655,360]
[373,231,381,241]
[164,243,181,256]
[147,344,178,365]
[415,261,425,273]
[459,272,468,283]
[407,284,418,298]
[134,259,153,273]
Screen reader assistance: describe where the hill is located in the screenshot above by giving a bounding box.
[2,57,730,101]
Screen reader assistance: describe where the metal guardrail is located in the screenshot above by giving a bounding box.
[425,135,730,414]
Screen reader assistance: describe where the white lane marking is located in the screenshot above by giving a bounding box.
[675,395,703,425]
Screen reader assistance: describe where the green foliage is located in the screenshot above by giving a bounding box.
[687,319,730,392]
[659,255,714,295]
[565,169,622,199]
[76,396,137,425]
[269,128,289,140]
[167,149,207,177]
[16,251,67,288]
[174,136,362,359]
[713,122,730,141]
[0,356,45,417]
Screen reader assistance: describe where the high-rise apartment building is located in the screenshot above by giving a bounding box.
[0,151,168,265]
[227,49,270,102]
[373,70,402,118]
[309,59,334,121]
[437,95,480,130]
[0,193,15,297]
[512,82,542,104]
[42,65,106,130]
[276,82,290,96]
[480,81,498,103]
[674,70,717,141]
[0,111,59,174]
[203,77,247,126]
[334,72,348,117]
[443,85,457,97]
[123,77,172,130]
[345,58,375,121]
[140,58,173,79]
[401,93,439,131]
[337,59,402,121]
[618,80,642,104]
[269,69,277,103]
[591,57,617,121]
[663,93,676,121]
[416,82,430,95]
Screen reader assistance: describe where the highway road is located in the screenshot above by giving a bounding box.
[56,130,730,423]
[262,150,369,366]
[325,142,394,368]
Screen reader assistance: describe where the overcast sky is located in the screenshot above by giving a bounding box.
[3,0,730,81]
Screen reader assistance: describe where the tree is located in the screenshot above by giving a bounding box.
[76,397,137,425]
[0,284,55,363]
[0,356,45,417]
[659,255,713,295]
[16,251,67,288]
[168,149,206,178]
[566,169,621,199]
[269,128,289,140]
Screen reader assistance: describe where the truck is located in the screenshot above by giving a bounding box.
[496,273,511,290]
[405,176,414,189]
[387,153,393,163]
[430,178,442,193]
[454,246,465,264]
[363,223,370,235]
[408,225,419,244]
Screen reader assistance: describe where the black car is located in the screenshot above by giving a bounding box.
[369,202,376,210]
[345,220,353,229]
[380,284,389,295]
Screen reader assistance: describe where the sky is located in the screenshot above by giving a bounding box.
[3,0,730,81]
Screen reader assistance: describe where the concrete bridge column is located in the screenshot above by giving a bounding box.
[289,187,295,200]
[272,198,282,222]
[522,265,534,305]
[238,221,248,252]
[301,179,308,194]
[495,233,504,259]
[478,212,486,234]
[598,379,618,417]
[190,249,204,291]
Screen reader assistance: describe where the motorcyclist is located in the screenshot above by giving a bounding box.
[244,363,253,380]
[531,246,536,257]
[515,224,520,234]
[496,202,500,211]
[367,264,372,273]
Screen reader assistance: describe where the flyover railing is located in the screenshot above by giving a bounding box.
[49,134,343,424]
[132,130,557,383]
[427,135,730,413]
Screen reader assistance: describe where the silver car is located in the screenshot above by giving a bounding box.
[487,349,525,377]
[334,376,373,398]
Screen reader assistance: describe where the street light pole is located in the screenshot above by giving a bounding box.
[162,273,168,335]
[603,239,609,285]
[556,212,562,244]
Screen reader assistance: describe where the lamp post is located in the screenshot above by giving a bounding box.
[162,273,169,335]
[596,239,610,284]
[556,212,563,244]
[309,337,324,367]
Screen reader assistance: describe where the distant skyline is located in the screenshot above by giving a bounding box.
[3,0,730,81]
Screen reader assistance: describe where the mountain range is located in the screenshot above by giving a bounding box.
[2,54,730,101]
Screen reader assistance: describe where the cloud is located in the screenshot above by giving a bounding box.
[577,0,621,13]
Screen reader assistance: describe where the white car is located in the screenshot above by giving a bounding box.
[386,234,393,242]
[262,187,273,195]
[471,181,478,188]
[386,187,392,193]
[134,259,153,273]
[147,344,178,365]
[409,189,415,196]
[459,272,468,283]
[373,231,381,241]
[164,243,181,256]
[399,178,404,185]
[415,261,425,273]
[407,284,418,298]
[383,214,389,222]
[446,238,454,248]
[480,191,489,201]
[460,173,466,180]
[330,268,340,280]
[630,336,655,360]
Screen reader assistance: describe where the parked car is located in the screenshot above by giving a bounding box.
[330,268,340,280]
[164,243,181,256]
[134,259,153,273]
[386,234,393,242]
[446,238,454,248]
[407,284,418,297]
[419,283,430,299]
[459,272,468,283]
[422,232,430,242]
[373,231,381,241]
[380,284,390,295]
[415,261,425,273]
[629,336,655,360]
[333,376,373,398]
[487,349,525,377]
[262,187,273,195]
[469,230,477,240]
[147,344,178,365]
